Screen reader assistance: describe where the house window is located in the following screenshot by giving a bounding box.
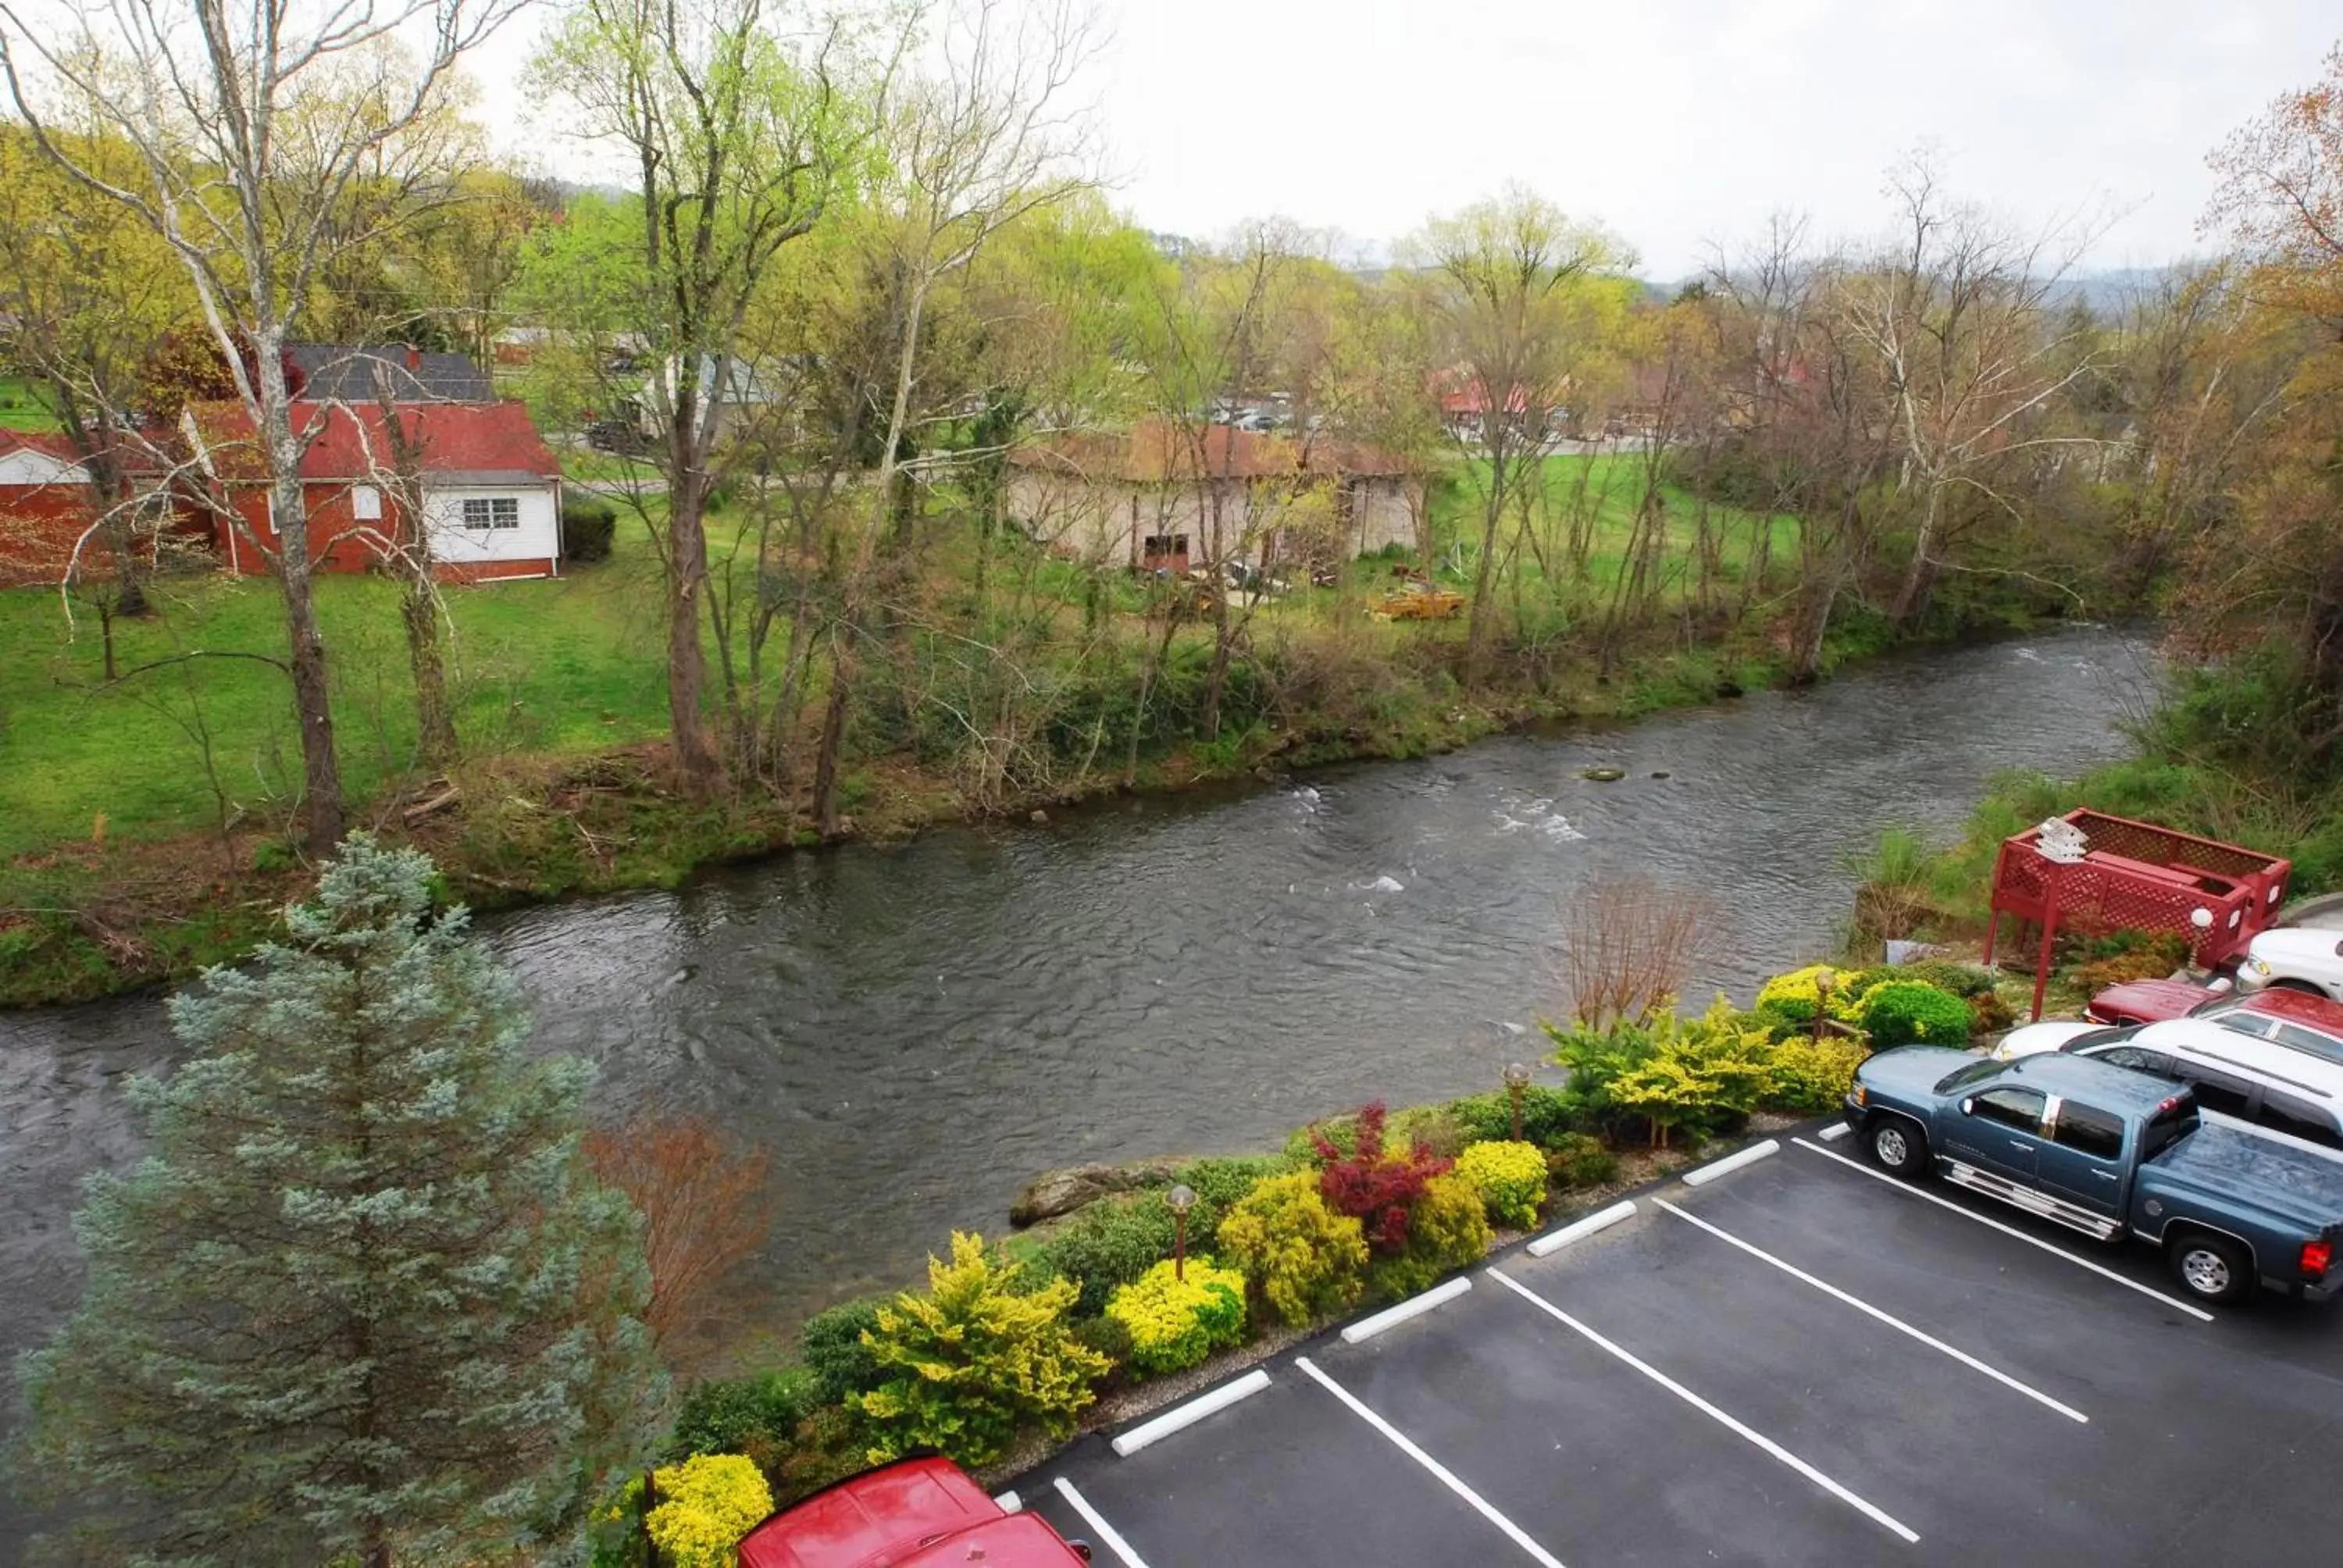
[1143,533,1187,558]
[462,497,520,530]
[351,484,382,521]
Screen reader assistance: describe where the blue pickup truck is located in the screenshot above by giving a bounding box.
[1845,1047,2343,1306]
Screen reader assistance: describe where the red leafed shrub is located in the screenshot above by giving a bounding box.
[1312,1103,1454,1254]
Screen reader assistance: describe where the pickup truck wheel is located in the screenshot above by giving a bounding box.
[1867,1117,1929,1179]
[2167,1233,2255,1306]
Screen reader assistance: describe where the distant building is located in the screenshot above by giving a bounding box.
[0,431,109,584]
[182,400,564,583]
[1005,420,1423,573]
[282,344,497,403]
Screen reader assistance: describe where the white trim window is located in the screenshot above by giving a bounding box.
[351,484,383,521]
[462,496,521,530]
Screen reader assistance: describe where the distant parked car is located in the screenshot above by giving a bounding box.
[2235,928,2343,1003]
[737,1456,1093,1566]
[1995,1017,2343,1148]
[584,418,649,456]
[2088,981,2343,1057]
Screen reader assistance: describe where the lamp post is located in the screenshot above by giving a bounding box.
[1168,1184,1196,1280]
[1503,1061,1532,1143]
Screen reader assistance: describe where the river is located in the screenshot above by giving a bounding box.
[0,626,2156,1548]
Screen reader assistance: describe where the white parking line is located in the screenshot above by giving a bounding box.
[1484,1268,1920,1545]
[1654,1198,2088,1424]
[1295,1356,1568,1568]
[1789,1136,2215,1322]
[1052,1477,1154,1568]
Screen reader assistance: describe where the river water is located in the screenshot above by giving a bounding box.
[0,626,2156,1543]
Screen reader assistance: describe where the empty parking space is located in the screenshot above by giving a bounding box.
[1022,1124,2343,1568]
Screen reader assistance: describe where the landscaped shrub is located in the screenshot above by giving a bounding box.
[1069,1311,1135,1389]
[1967,987,2016,1034]
[1761,1035,1873,1112]
[644,1452,772,1568]
[1285,1112,1361,1164]
[668,1370,818,1462]
[1026,1192,1178,1317]
[1174,1153,1297,1245]
[1313,1102,1454,1253]
[1453,1140,1549,1228]
[1387,1103,1471,1158]
[857,1233,1108,1466]
[1215,1170,1371,1326]
[1104,1258,1248,1377]
[1894,960,1999,998]
[1753,964,1842,1027]
[1602,998,1778,1146]
[1544,1132,1619,1190]
[2072,933,2191,992]
[560,494,619,562]
[1858,981,1974,1047]
[1368,1173,1491,1300]
[1446,1084,1580,1149]
[799,1295,888,1405]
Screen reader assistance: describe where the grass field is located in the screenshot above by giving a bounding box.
[0,376,61,433]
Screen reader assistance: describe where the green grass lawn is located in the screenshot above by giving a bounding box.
[0,519,677,858]
[0,376,61,433]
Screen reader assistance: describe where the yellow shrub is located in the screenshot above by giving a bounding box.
[1763,1034,1872,1111]
[1452,1140,1549,1228]
[645,1453,772,1568]
[1103,1257,1248,1377]
[1216,1171,1370,1327]
[1755,964,1856,1026]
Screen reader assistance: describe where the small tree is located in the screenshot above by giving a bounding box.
[585,1109,775,1363]
[9,836,663,1567]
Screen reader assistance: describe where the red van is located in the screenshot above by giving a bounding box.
[736,1456,1093,1567]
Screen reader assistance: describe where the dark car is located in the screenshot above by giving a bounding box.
[737,1456,1093,1567]
[2088,982,2343,1062]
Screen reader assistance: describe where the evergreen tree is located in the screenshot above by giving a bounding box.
[10,836,664,1567]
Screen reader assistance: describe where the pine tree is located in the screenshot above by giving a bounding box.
[10,836,665,1566]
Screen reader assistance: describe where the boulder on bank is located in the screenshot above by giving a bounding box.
[1010,1160,1185,1227]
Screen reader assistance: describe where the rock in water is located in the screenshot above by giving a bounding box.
[1581,766,1627,782]
[1009,1159,1186,1227]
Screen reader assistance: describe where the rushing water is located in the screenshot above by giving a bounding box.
[0,627,2157,1549]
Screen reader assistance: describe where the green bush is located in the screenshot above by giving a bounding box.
[668,1370,817,1461]
[1215,1170,1370,1327]
[560,494,618,562]
[1284,1113,1360,1164]
[1893,960,1999,998]
[1368,1173,1491,1300]
[1174,1154,1297,1245]
[1446,1084,1581,1149]
[799,1295,888,1405]
[1069,1311,1134,1388]
[1388,1104,1471,1158]
[1544,1132,1619,1190]
[1858,981,1974,1047]
[1027,1193,1177,1317]
[858,1233,1108,1467]
[1103,1258,1248,1377]
[1452,1140,1549,1228]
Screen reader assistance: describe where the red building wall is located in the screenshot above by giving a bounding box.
[0,484,102,585]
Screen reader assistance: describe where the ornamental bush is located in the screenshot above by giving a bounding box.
[644,1453,772,1568]
[1446,1084,1580,1149]
[1103,1258,1248,1377]
[1368,1173,1491,1300]
[1313,1102,1455,1253]
[1761,1035,1873,1112]
[1453,1140,1550,1228]
[1027,1194,1178,1317]
[1858,981,1974,1047]
[1544,1132,1619,1190]
[1603,997,1777,1146]
[857,1233,1109,1467]
[799,1296,889,1405]
[1173,1154,1297,1247]
[1215,1171,1371,1326]
[1753,964,1842,1027]
[668,1370,818,1462]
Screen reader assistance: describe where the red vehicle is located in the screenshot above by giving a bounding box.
[736,1456,1093,1567]
[2086,980,2343,1051]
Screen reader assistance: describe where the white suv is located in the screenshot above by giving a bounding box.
[1999,1017,2343,1150]
[2237,928,2343,1001]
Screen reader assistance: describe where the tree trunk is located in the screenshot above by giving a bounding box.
[665,465,719,794]
[400,576,458,770]
[255,345,346,853]
[811,649,851,833]
[1890,483,1941,623]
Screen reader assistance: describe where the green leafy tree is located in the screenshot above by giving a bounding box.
[9,836,663,1568]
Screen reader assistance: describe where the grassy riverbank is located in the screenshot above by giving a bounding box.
[0,454,2067,1010]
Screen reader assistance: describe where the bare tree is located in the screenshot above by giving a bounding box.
[0,0,524,853]
[584,1110,773,1363]
[1553,875,1717,1028]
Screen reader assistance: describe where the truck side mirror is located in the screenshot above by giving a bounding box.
[1959,1097,1976,1116]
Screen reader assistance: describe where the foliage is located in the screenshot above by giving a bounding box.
[1555,875,1717,1027]
[645,1453,773,1568]
[1104,1258,1249,1377]
[586,1110,772,1357]
[1173,1153,1300,1246]
[1446,1084,1582,1149]
[1027,1192,1178,1317]
[1891,960,2000,998]
[1387,1103,1471,1158]
[1762,1035,1874,1112]
[1856,981,1975,1047]
[1753,964,1856,1029]
[669,1370,818,1463]
[1367,1174,1492,1300]
[1068,1312,1135,1388]
[562,494,619,562]
[1311,1102,1456,1253]
[1543,1132,1620,1190]
[9,837,663,1565]
[1552,996,1783,1146]
[1214,1170,1371,1327]
[798,1295,889,1405]
[1453,1140,1550,1228]
[856,1233,1108,1467]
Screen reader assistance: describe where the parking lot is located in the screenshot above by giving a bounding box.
[1013,1125,2343,1566]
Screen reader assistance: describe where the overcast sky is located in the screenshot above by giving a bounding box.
[485,0,2340,280]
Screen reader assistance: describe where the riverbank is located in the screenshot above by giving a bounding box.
[0,600,1966,1010]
